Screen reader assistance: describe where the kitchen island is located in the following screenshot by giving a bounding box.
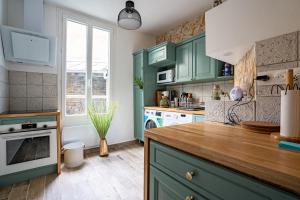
[144,122,300,200]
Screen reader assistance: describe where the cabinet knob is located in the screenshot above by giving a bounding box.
[185,171,194,181]
[185,196,194,200]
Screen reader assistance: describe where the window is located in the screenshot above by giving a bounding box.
[63,17,111,117]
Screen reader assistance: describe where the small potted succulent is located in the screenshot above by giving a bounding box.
[88,102,117,157]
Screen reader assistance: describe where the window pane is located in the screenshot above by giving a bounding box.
[92,98,107,112]
[65,20,87,116]
[92,28,109,72]
[66,72,86,95]
[66,98,86,115]
[66,20,87,71]
[92,73,106,96]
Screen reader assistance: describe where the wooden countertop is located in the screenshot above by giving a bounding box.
[144,122,300,195]
[144,106,205,115]
[0,111,60,118]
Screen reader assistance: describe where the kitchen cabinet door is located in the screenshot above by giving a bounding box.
[133,52,145,141]
[148,42,175,67]
[175,42,193,83]
[133,86,144,141]
[150,166,205,200]
[193,37,216,81]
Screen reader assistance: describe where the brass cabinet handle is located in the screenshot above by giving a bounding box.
[185,196,194,200]
[185,171,194,181]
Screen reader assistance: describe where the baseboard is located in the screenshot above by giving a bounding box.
[84,140,142,154]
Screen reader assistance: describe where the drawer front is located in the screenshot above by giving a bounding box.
[150,141,298,200]
[150,166,207,200]
[149,46,166,65]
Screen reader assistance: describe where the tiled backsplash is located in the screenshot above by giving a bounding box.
[166,80,234,103]
[0,66,9,113]
[9,71,58,113]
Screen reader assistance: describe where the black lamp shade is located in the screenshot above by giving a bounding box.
[118,1,142,30]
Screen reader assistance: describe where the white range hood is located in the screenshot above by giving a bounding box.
[0,0,56,66]
[205,0,300,65]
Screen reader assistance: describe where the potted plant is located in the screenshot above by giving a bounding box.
[134,77,143,89]
[88,102,117,157]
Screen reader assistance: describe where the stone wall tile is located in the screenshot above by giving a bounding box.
[10,85,26,97]
[224,101,255,123]
[43,98,58,111]
[9,71,26,85]
[256,61,298,72]
[10,98,27,112]
[27,72,43,85]
[43,74,57,86]
[256,32,298,66]
[256,97,280,124]
[27,85,43,98]
[206,100,225,123]
[256,85,282,97]
[27,98,43,111]
[43,85,57,97]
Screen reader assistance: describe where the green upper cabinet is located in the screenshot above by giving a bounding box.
[193,37,216,80]
[175,34,220,84]
[175,42,193,82]
[148,42,175,67]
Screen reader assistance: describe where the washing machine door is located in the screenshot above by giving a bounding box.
[145,119,158,129]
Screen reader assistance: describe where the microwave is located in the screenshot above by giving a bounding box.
[157,69,175,84]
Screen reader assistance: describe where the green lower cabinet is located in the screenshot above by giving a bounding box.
[0,165,57,187]
[176,42,193,82]
[133,86,144,141]
[193,37,216,81]
[150,141,299,200]
[150,166,206,200]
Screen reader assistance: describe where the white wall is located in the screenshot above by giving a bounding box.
[7,0,156,146]
[0,0,7,25]
[206,0,300,65]
[0,0,8,113]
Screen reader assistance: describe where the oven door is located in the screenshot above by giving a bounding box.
[0,129,57,176]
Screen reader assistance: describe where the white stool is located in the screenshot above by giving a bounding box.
[63,142,85,168]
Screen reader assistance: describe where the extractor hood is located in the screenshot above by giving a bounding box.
[0,0,56,66]
[205,0,300,65]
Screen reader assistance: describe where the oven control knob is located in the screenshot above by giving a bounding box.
[8,127,15,132]
[43,125,48,128]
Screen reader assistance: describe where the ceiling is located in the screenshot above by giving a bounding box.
[45,0,213,36]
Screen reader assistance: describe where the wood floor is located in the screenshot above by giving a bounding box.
[0,142,144,200]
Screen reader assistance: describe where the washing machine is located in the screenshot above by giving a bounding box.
[144,110,163,129]
[163,112,193,126]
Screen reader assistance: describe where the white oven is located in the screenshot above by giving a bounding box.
[0,125,57,176]
[157,69,175,84]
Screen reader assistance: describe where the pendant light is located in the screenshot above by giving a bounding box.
[118,1,142,30]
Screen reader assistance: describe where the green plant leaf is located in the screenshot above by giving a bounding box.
[88,101,117,139]
[133,77,143,89]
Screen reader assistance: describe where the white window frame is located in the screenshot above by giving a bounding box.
[59,10,113,125]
